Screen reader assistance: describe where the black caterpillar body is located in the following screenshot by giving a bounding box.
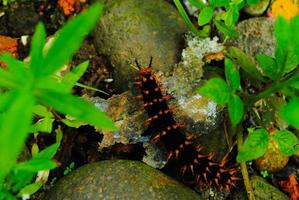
[135,59,239,192]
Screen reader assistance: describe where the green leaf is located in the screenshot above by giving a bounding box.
[0,92,34,183]
[247,0,259,4]
[188,0,206,9]
[173,0,208,37]
[225,58,240,91]
[0,91,17,112]
[39,2,103,77]
[280,99,299,129]
[197,78,231,105]
[36,77,69,93]
[30,105,54,133]
[237,128,269,162]
[34,142,59,160]
[214,19,238,38]
[225,6,239,27]
[29,118,54,133]
[33,105,54,118]
[61,61,89,92]
[273,130,299,156]
[62,115,87,128]
[15,159,57,172]
[275,16,290,51]
[37,89,117,131]
[15,143,60,172]
[284,51,299,74]
[17,181,43,197]
[0,189,16,200]
[228,95,244,126]
[29,22,46,76]
[0,53,31,84]
[291,15,299,56]
[198,6,214,26]
[227,47,264,83]
[256,53,278,80]
[0,58,24,89]
[9,170,34,192]
[210,0,230,7]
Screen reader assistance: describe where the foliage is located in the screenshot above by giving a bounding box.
[198,15,299,162]
[198,58,243,126]
[1,0,14,6]
[0,2,117,199]
[174,0,261,38]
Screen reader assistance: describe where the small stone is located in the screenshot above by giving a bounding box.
[244,0,270,16]
[227,17,275,60]
[93,0,187,92]
[46,160,202,200]
[255,135,289,173]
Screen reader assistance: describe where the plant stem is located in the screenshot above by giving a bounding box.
[248,73,299,105]
[236,123,255,200]
[173,0,207,38]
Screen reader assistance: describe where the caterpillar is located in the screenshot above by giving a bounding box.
[134,58,239,192]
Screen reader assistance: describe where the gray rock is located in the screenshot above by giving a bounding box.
[228,17,275,59]
[93,0,187,92]
[46,160,202,200]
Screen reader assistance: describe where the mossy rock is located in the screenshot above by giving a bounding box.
[46,160,202,200]
[251,176,289,200]
[234,176,289,200]
[93,0,187,92]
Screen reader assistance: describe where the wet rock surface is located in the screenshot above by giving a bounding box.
[228,17,275,59]
[46,159,202,200]
[93,0,187,92]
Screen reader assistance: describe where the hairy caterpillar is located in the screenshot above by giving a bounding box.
[135,58,239,191]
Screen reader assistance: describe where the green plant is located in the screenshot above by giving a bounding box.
[1,0,13,6]
[0,2,117,199]
[197,15,299,199]
[174,0,261,39]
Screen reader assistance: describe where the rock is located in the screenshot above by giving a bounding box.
[228,17,275,59]
[46,160,202,200]
[5,2,40,37]
[93,0,187,92]
[89,34,227,167]
[234,176,289,200]
[88,92,147,151]
[244,0,270,16]
[161,34,225,135]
